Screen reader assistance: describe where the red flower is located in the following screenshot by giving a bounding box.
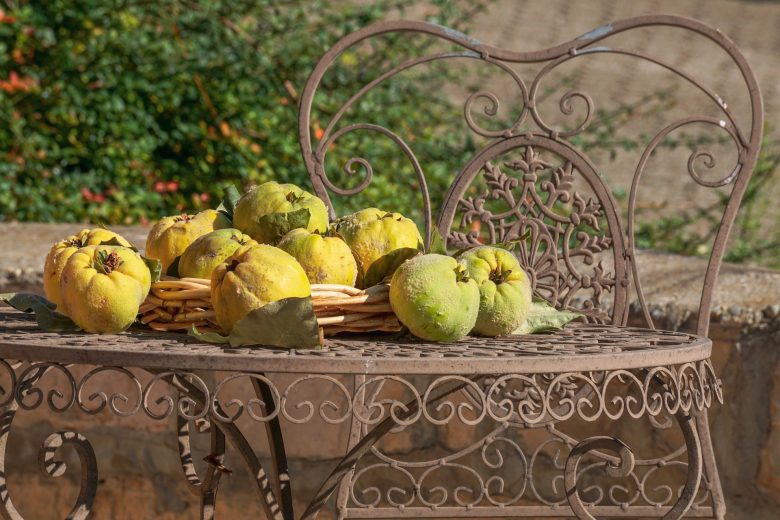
[166,180,179,192]
[199,193,210,202]
[153,181,166,193]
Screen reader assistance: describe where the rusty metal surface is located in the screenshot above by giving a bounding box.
[0,308,711,374]
[0,13,764,520]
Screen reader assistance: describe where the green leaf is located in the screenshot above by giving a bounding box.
[493,229,532,253]
[143,257,162,283]
[426,226,447,255]
[99,237,139,252]
[187,299,320,349]
[0,293,81,332]
[166,256,181,278]
[216,184,241,222]
[256,208,310,244]
[363,247,420,288]
[229,297,320,349]
[188,325,230,344]
[513,299,582,335]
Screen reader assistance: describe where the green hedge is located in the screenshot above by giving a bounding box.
[0,0,484,224]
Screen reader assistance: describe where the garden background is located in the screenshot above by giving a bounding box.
[1,0,778,268]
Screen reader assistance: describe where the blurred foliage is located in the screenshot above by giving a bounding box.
[0,0,776,268]
[0,0,487,224]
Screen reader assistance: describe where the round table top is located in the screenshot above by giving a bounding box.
[0,308,710,374]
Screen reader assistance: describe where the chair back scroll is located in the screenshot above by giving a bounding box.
[298,15,764,337]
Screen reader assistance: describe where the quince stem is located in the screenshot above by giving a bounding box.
[489,269,512,284]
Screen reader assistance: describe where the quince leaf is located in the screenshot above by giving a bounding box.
[188,325,230,344]
[513,298,582,335]
[216,184,241,222]
[228,297,321,349]
[426,226,447,255]
[143,257,162,283]
[493,229,532,253]
[257,208,310,244]
[99,237,139,252]
[0,292,81,332]
[166,256,181,278]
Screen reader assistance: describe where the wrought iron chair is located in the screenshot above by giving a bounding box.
[298,14,763,519]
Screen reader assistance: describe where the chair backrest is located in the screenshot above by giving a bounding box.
[298,15,763,337]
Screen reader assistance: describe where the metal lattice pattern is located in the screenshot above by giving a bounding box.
[0,309,708,374]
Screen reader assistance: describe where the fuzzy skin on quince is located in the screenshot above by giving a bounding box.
[460,246,532,336]
[44,228,132,310]
[332,208,422,288]
[389,254,479,342]
[277,228,358,286]
[232,181,329,244]
[178,228,257,279]
[59,245,151,333]
[211,244,311,333]
[145,209,229,272]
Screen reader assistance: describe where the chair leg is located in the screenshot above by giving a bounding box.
[695,408,726,519]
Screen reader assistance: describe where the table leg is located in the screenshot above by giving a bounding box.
[251,377,294,520]
[564,410,702,520]
[301,375,485,520]
[0,390,98,520]
[154,371,286,520]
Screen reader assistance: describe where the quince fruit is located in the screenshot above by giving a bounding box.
[389,254,479,342]
[178,228,257,279]
[211,244,311,333]
[277,228,358,286]
[145,209,229,272]
[460,246,532,336]
[233,181,329,244]
[59,245,151,333]
[44,228,132,309]
[332,208,422,288]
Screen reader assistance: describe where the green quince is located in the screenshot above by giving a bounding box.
[211,243,311,333]
[332,208,422,288]
[232,181,329,244]
[178,228,257,280]
[59,245,151,333]
[44,228,133,310]
[389,254,479,342]
[277,228,358,286]
[145,209,230,273]
[460,246,532,336]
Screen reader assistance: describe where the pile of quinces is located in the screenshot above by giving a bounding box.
[23,181,574,344]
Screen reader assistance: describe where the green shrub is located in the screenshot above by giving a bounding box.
[0,0,485,224]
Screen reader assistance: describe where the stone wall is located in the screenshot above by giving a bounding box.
[1,223,779,519]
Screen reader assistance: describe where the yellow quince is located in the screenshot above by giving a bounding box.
[178,228,257,279]
[145,209,229,272]
[43,228,133,309]
[277,228,358,286]
[59,245,151,333]
[211,244,310,333]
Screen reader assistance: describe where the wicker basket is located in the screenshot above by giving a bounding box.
[139,276,401,336]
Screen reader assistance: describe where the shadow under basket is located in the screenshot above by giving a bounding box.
[139,276,402,337]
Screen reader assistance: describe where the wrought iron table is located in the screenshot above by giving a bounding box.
[0,307,722,519]
[0,12,764,520]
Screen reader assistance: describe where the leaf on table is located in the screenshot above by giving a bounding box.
[257,208,311,244]
[189,298,321,349]
[216,184,241,222]
[188,325,230,344]
[513,299,582,334]
[0,292,81,332]
[228,297,321,349]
